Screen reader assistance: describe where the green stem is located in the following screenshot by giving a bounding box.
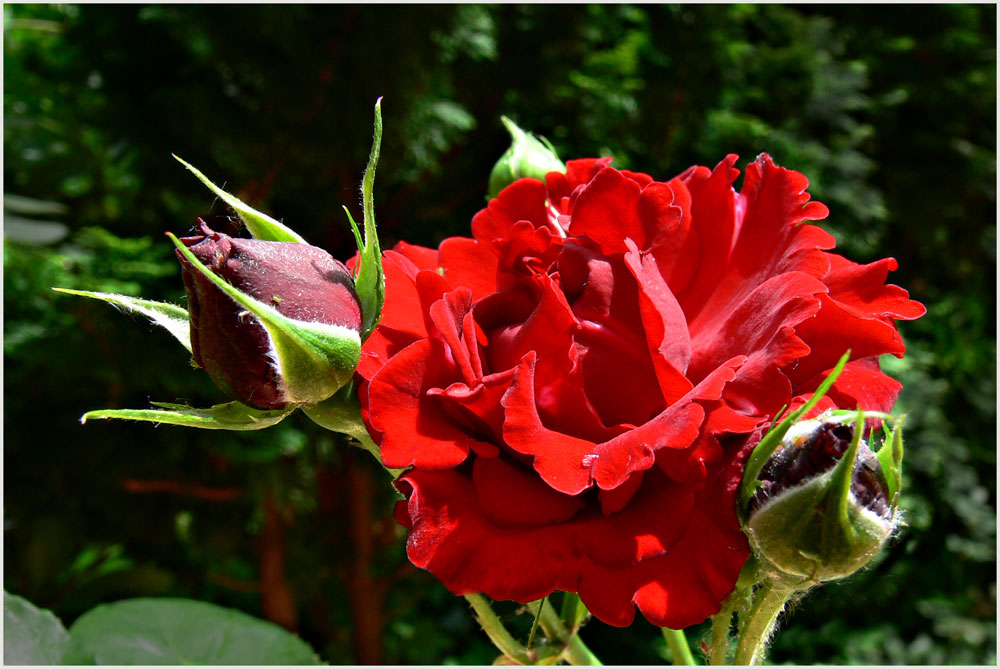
[662,627,697,666]
[303,392,403,478]
[526,598,544,649]
[732,579,797,665]
[559,592,589,632]
[563,632,604,666]
[465,594,533,665]
[708,596,736,665]
[538,599,603,665]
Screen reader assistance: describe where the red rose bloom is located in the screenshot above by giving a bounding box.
[358,154,924,629]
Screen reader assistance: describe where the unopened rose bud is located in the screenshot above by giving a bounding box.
[744,416,899,584]
[487,116,566,199]
[176,220,362,410]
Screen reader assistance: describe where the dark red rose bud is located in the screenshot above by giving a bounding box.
[177,220,363,410]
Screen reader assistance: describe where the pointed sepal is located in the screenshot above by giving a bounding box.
[877,415,905,508]
[170,233,361,406]
[52,288,192,353]
[350,98,385,341]
[81,400,293,431]
[823,410,867,550]
[173,155,307,244]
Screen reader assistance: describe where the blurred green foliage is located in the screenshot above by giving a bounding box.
[4,4,995,665]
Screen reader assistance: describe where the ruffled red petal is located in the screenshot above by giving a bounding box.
[362,151,923,631]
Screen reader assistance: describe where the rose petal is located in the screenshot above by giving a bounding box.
[439,237,499,302]
[623,238,694,402]
[472,178,551,243]
[368,339,484,470]
[824,254,927,321]
[473,456,585,528]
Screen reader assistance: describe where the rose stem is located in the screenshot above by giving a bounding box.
[559,592,587,632]
[662,627,697,665]
[708,595,736,665]
[465,593,534,664]
[539,598,603,665]
[732,578,797,665]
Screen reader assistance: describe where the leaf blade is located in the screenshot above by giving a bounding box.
[64,598,321,665]
[4,591,71,665]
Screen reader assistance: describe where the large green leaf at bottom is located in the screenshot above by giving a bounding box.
[4,591,71,665]
[63,598,321,665]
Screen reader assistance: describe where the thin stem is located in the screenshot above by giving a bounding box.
[662,627,696,666]
[708,596,736,665]
[538,598,603,665]
[465,594,533,665]
[732,579,797,665]
[526,598,544,649]
[563,632,604,666]
[560,592,588,632]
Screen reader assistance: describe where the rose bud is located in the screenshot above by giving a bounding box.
[743,415,900,585]
[486,116,565,199]
[175,219,363,410]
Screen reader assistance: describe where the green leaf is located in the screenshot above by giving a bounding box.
[52,288,191,353]
[4,591,71,665]
[81,400,293,431]
[739,350,852,515]
[170,232,361,405]
[173,155,307,244]
[877,415,905,507]
[63,598,321,665]
[352,98,386,341]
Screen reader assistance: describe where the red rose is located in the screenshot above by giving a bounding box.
[358,154,924,629]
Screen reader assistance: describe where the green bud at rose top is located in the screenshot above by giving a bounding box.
[486,116,566,199]
[743,415,900,585]
[176,219,363,410]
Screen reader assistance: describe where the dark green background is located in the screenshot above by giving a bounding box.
[5,4,995,664]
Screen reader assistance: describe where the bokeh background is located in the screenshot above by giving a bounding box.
[4,4,995,664]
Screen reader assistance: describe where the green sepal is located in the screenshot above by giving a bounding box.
[823,410,866,550]
[52,287,191,353]
[81,400,293,431]
[739,350,852,516]
[173,155,307,244]
[170,233,361,406]
[877,414,905,507]
[351,98,385,342]
[487,116,566,200]
[303,382,404,478]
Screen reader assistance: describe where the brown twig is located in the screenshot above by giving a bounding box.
[259,495,298,631]
[345,450,383,664]
[207,573,261,593]
[122,478,242,502]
